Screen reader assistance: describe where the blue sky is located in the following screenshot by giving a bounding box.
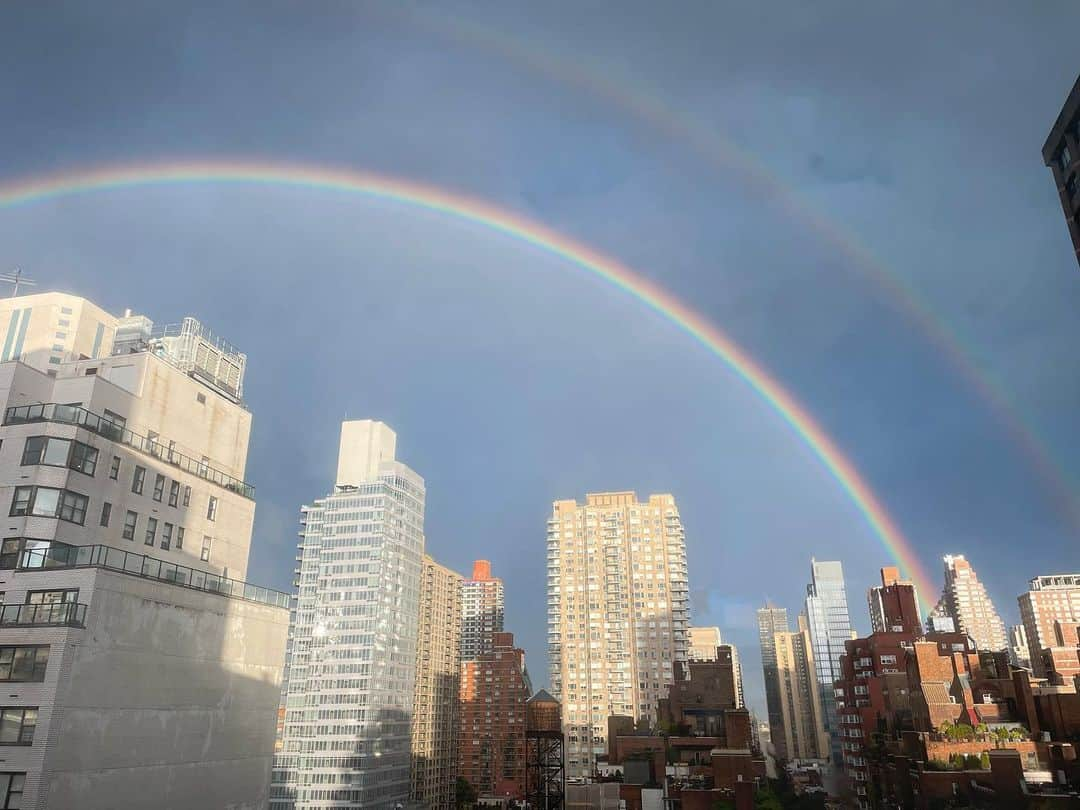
[2,2,1080,719]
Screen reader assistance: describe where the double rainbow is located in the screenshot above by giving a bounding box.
[0,160,938,610]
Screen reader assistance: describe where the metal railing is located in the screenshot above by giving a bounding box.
[4,403,254,499]
[0,601,87,628]
[18,545,290,610]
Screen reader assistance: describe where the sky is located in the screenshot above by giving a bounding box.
[2,1,1080,720]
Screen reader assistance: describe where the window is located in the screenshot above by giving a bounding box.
[196,392,206,404]
[122,511,138,540]
[102,409,126,429]
[207,496,218,521]
[153,474,165,502]
[99,502,112,528]
[161,523,173,551]
[168,481,180,508]
[201,537,211,562]
[58,491,87,524]
[1061,144,1073,171]
[0,647,48,683]
[58,319,70,327]
[183,486,191,507]
[176,526,185,550]
[0,774,26,808]
[109,455,121,480]
[145,517,158,546]
[27,589,77,605]
[54,332,66,339]
[69,441,97,475]
[9,487,87,525]
[132,465,145,494]
[60,307,72,315]
[0,708,37,745]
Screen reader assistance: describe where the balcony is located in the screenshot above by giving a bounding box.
[0,601,87,628]
[4,403,255,500]
[18,545,290,609]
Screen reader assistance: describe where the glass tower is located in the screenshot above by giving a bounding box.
[272,421,425,810]
[803,559,852,766]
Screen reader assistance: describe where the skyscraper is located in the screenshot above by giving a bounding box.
[688,626,744,708]
[1042,73,1080,268]
[868,566,922,636]
[0,292,290,808]
[547,492,690,780]
[461,559,505,661]
[411,554,463,809]
[933,554,1007,652]
[803,559,853,765]
[757,604,790,760]
[774,616,830,762]
[1018,573,1080,677]
[273,420,425,810]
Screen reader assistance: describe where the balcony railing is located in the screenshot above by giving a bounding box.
[18,545,290,609]
[0,601,87,627]
[4,403,255,500]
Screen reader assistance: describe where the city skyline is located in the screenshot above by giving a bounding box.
[3,2,1080,737]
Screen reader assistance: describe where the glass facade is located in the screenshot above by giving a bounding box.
[804,559,852,765]
[271,466,425,809]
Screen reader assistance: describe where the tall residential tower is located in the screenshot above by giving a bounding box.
[461,559,504,661]
[273,421,425,810]
[547,492,690,780]
[411,554,463,809]
[932,554,1007,652]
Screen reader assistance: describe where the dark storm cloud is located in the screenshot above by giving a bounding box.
[1,0,1079,720]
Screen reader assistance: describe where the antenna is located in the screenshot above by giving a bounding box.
[0,269,37,297]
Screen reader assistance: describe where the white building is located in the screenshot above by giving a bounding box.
[933,554,1007,652]
[547,492,690,780]
[0,291,289,809]
[272,420,425,810]
[1009,624,1032,670]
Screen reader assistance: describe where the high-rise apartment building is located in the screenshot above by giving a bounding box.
[1042,73,1080,268]
[868,566,922,636]
[1018,573,1080,677]
[0,292,290,809]
[411,554,463,810]
[932,554,1007,652]
[1009,624,1032,670]
[687,626,744,708]
[459,631,532,799]
[774,616,830,762]
[547,492,690,780]
[461,559,504,661]
[273,420,425,810]
[803,559,853,765]
[757,604,790,761]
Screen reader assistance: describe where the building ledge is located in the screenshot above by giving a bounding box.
[4,402,255,499]
[18,544,289,609]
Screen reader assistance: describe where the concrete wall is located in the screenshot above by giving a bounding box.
[35,569,288,809]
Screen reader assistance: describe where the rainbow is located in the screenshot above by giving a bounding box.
[0,159,939,609]
[393,6,1080,532]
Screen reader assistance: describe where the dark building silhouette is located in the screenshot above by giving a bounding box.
[1043,74,1080,267]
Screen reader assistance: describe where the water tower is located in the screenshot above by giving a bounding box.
[524,690,565,810]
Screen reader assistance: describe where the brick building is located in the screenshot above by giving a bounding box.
[458,631,532,800]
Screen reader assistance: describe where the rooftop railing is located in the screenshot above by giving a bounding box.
[4,403,254,499]
[18,544,290,610]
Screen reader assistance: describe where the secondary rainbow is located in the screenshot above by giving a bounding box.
[0,159,938,608]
